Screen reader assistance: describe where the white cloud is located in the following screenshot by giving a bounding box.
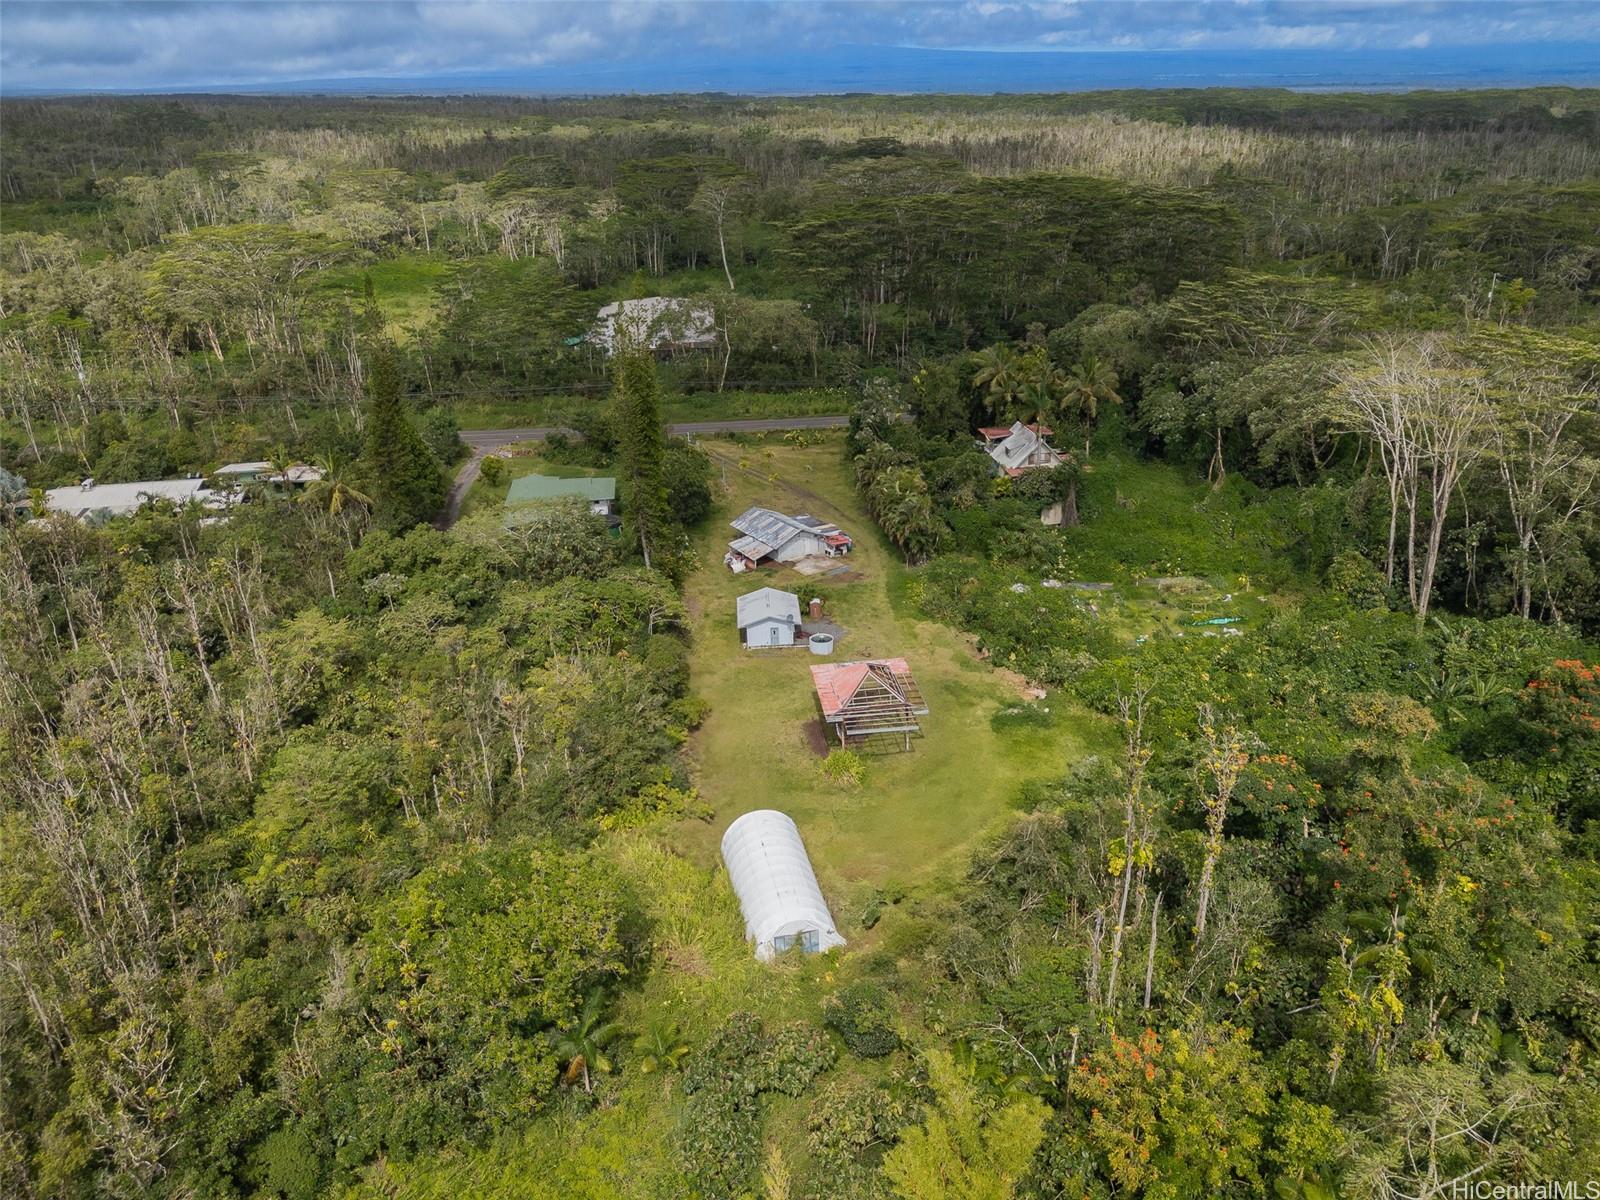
[0,0,1593,90]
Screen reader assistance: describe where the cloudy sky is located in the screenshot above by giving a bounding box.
[2,1,1597,92]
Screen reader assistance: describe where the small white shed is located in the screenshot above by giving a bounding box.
[721,810,846,961]
[736,586,802,648]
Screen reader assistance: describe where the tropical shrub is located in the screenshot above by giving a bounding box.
[825,984,901,1058]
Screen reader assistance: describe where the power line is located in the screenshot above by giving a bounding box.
[1,377,853,421]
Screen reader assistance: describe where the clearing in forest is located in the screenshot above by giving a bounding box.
[669,436,1109,912]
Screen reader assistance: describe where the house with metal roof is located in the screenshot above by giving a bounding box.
[721,810,846,962]
[590,297,718,357]
[43,477,227,522]
[724,506,852,572]
[213,462,325,488]
[981,421,1066,478]
[736,587,802,648]
[810,657,929,750]
[504,474,618,517]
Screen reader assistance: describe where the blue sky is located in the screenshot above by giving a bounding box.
[2,1,1598,92]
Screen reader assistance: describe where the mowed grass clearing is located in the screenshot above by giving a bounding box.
[668,436,1114,916]
[457,445,611,521]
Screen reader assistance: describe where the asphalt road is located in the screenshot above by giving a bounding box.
[441,413,850,527]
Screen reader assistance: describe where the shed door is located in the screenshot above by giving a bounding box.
[769,624,780,645]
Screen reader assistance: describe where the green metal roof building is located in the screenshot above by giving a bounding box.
[503,474,618,521]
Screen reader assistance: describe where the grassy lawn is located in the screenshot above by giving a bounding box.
[313,256,452,340]
[666,436,1116,922]
[457,445,608,521]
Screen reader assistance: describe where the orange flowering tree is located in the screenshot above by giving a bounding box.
[1067,1026,1269,1199]
[1519,660,1600,753]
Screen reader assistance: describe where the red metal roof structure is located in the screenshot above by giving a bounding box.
[978,422,1053,442]
[810,658,929,749]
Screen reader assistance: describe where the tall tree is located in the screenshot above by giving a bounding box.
[1333,335,1493,620]
[613,352,671,570]
[359,346,445,531]
[971,344,1025,423]
[1471,330,1600,621]
[882,1048,1047,1200]
[692,170,746,292]
[1193,705,1248,938]
[1060,354,1123,459]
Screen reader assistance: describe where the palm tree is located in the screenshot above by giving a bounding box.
[1008,358,1065,428]
[633,1021,690,1074]
[1060,355,1122,458]
[268,443,296,484]
[853,440,905,491]
[970,344,1024,423]
[872,467,942,563]
[299,454,372,518]
[548,990,621,1094]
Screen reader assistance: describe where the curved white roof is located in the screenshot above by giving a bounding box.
[720,810,846,962]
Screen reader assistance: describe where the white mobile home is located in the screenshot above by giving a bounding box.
[590,297,718,357]
[44,477,227,522]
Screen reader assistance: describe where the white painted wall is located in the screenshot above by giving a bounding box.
[744,616,796,648]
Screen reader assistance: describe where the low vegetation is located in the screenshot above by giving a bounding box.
[2,86,1598,1200]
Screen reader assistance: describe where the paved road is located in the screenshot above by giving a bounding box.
[440,413,850,527]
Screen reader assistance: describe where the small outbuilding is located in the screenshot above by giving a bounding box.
[504,474,618,518]
[724,506,853,572]
[736,586,802,648]
[721,810,846,962]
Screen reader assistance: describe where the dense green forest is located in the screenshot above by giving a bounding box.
[2,88,1599,1199]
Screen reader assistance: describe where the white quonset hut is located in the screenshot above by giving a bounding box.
[720,810,846,962]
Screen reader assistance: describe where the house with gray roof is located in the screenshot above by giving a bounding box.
[213,462,325,489]
[44,477,228,523]
[736,587,803,648]
[981,421,1066,478]
[724,506,852,572]
[590,297,718,357]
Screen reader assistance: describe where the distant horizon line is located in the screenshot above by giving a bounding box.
[6,41,1598,99]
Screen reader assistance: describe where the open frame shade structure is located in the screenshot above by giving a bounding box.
[810,657,929,749]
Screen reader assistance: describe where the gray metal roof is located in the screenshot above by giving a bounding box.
[729,534,775,560]
[736,587,802,628]
[730,507,846,548]
[730,506,808,549]
[44,477,218,519]
[987,421,1059,471]
[590,297,718,355]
